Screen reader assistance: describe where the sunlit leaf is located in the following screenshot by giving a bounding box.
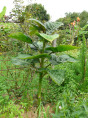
[0,6,6,19]
[39,33,59,42]
[17,53,50,60]
[46,45,78,52]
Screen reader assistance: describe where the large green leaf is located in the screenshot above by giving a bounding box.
[47,69,65,86]
[29,18,46,32]
[45,45,78,53]
[0,6,6,19]
[29,24,41,36]
[39,33,59,43]
[12,58,32,66]
[57,54,76,63]
[44,21,63,34]
[9,32,32,43]
[12,54,39,66]
[17,53,50,60]
[29,41,43,51]
[49,54,59,65]
[50,54,76,65]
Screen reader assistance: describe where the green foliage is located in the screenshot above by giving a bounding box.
[18,53,50,60]
[52,95,88,118]
[0,6,6,20]
[57,11,88,28]
[11,0,24,23]
[1,3,88,117]
[44,21,63,34]
[79,35,87,82]
[39,33,59,42]
[47,69,65,86]
[0,101,24,118]
[46,45,78,52]
[50,54,76,65]
[25,3,50,22]
[9,32,32,43]
[29,18,46,32]
[10,19,77,117]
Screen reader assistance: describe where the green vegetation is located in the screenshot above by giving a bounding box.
[0,2,88,118]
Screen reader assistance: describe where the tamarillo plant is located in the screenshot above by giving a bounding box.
[9,19,78,115]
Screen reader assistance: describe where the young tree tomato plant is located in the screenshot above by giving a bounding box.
[9,19,78,116]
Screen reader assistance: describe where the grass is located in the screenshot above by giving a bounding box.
[0,49,88,117]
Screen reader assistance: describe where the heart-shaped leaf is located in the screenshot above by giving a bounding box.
[47,69,65,86]
[39,33,59,43]
[44,21,63,34]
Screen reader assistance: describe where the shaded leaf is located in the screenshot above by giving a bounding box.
[12,58,31,66]
[29,18,46,32]
[29,24,41,36]
[49,54,59,65]
[47,69,65,86]
[39,33,59,42]
[50,54,76,65]
[57,54,76,63]
[37,68,47,73]
[9,32,32,43]
[29,41,43,51]
[12,55,39,66]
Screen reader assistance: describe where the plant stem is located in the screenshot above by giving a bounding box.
[37,39,46,116]
[81,35,86,82]
[38,72,43,105]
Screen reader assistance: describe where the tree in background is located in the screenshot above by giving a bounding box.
[11,1,50,23]
[57,12,79,28]
[20,3,50,34]
[10,0,25,23]
[24,3,50,22]
[57,11,88,28]
[79,11,88,27]
[56,11,88,45]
